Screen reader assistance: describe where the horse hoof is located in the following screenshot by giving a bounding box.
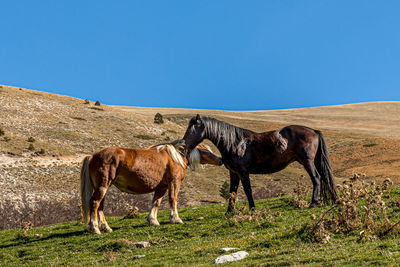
[309,203,317,208]
[99,223,113,233]
[89,228,101,235]
[170,217,183,224]
[147,218,160,226]
[103,226,113,233]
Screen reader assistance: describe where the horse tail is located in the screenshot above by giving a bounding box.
[80,155,93,223]
[314,130,337,204]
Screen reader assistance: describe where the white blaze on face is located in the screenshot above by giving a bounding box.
[188,148,200,171]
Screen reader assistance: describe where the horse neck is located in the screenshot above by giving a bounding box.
[203,131,232,157]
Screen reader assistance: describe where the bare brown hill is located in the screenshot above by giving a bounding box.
[1,84,399,229]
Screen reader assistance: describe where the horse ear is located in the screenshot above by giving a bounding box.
[195,114,201,125]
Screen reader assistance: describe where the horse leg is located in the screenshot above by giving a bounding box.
[147,187,167,226]
[88,185,108,234]
[98,197,112,232]
[168,180,183,224]
[302,159,321,208]
[239,172,256,210]
[227,171,240,213]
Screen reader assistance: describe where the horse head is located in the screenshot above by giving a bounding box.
[183,114,206,153]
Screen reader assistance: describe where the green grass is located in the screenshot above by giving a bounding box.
[1,197,400,266]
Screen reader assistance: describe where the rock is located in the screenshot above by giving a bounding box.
[220,247,238,252]
[133,255,146,259]
[134,241,150,248]
[214,251,249,264]
[198,217,204,220]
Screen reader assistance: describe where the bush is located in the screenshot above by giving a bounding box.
[28,144,35,151]
[154,113,164,124]
[0,128,4,136]
[95,101,101,106]
[84,99,90,104]
[90,107,104,111]
[3,136,10,142]
[134,134,155,140]
[124,204,139,219]
[219,181,230,201]
[38,148,45,155]
[300,175,399,243]
[291,175,311,209]
[27,137,35,142]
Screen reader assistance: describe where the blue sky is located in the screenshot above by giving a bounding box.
[1,1,399,110]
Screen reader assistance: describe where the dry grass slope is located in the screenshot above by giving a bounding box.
[1,84,400,229]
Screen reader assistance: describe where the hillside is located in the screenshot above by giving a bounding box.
[1,84,400,229]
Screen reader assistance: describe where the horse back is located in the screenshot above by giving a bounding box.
[245,125,319,173]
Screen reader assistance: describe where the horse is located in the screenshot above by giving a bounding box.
[183,114,337,212]
[80,139,222,234]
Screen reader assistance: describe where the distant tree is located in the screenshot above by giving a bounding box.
[84,99,90,104]
[28,144,35,151]
[27,137,35,142]
[154,113,164,124]
[95,100,101,106]
[0,128,4,136]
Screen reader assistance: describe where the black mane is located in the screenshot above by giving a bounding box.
[201,116,248,156]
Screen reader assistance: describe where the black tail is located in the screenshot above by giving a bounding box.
[314,130,337,204]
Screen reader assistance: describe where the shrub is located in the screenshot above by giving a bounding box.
[0,128,4,136]
[38,148,45,155]
[27,137,35,142]
[90,107,104,111]
[28,144,35,151]
[95,100,101,106]
[226,206,279,228]
[134,134,155,140]
[300,175,398,243]
[71,117,86,121]
[124,204,139,219]
[3,136,10,142]
[291,175,311,209]
[154,113,164,124]
[219,181,230,201]
[84,99,90,104]
[16,221,33,239]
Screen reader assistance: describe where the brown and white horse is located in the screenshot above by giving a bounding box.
[80,140,222,234]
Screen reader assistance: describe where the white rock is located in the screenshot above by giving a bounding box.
[133,255,146,259]
[220,247,238,252]
[214,251,249,264]
[134,241,150,248]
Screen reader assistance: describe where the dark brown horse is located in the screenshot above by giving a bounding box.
[80,139,222,234]
[183,115,337,212]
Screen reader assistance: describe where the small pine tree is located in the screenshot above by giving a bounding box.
[95,100,101,106]
[28,144,35,151]
[219,181,230,201]
[154,113,164,124]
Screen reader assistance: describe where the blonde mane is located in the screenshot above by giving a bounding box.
[151,140,186,168]
[188,148,201,170]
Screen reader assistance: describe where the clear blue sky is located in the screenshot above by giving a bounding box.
[1,1,400,110]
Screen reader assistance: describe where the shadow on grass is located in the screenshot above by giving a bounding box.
[0,230,86,249]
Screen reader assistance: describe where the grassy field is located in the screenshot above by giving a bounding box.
[2,187,400,266]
